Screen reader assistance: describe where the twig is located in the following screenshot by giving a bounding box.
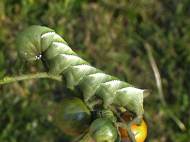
[0,72,62,85]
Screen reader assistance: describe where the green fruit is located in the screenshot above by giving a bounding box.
[89,118,118,142]
[51,97,91,136]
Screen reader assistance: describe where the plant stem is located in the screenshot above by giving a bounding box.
[72,130,92,142]
[78,132,92,142]
[0,72,62,85]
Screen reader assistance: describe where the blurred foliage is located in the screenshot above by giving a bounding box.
[0,0,190,141]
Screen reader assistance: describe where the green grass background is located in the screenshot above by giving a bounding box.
[0,0,190,141]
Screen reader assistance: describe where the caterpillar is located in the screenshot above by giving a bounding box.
[16,25,148,141]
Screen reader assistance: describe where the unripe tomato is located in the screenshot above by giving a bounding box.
[119,113,147,142]
[50,97,91,136]
[89,118,118,142]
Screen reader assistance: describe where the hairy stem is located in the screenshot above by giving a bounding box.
[0,72,62,85]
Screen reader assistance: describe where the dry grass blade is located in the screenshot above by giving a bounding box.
[144,43,186,131]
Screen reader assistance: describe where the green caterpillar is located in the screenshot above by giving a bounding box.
[16,25,147,138]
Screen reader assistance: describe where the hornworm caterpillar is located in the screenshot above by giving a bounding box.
[16,25,148,141]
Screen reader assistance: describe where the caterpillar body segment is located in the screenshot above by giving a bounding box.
[16,25,146,121]
[44,42,76,60]
[79,72,115,103]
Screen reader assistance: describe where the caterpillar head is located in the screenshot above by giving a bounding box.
[16,25,54,61]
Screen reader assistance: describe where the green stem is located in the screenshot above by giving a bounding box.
[0,72,62,85]
[78,132,92,142]
[72,130,92,142]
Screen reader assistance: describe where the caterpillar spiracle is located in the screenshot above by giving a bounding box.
[16,25,148,122]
